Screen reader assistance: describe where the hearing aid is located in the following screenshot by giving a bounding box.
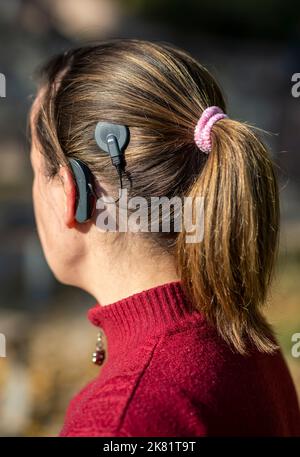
[69,158,96,223]
[70,122,130,223]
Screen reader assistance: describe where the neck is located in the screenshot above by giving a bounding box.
[80,236,180,306]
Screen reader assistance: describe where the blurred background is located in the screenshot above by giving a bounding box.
[0,0,299,436]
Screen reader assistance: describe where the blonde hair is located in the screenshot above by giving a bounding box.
[32,38,279,354]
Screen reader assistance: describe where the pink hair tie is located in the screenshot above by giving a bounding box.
[194,106,228,154]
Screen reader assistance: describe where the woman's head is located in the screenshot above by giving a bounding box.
[30,38,279,354]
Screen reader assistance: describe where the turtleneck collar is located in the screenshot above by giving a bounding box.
[87,281,204,360]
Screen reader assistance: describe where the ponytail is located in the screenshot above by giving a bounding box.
[177,118,279,354]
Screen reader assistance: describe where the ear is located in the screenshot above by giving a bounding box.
[58,165,77,228]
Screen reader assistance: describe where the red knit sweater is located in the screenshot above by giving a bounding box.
[59,281,300,437]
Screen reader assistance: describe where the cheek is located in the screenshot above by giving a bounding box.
[32,173,49,249]
[32,174,42,230]
[32,172,58,252]
[32,174,39,209]
[32,172,71,277]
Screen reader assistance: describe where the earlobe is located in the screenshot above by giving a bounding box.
[58,165,77,228]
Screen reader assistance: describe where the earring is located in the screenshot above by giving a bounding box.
[92,329,106,366]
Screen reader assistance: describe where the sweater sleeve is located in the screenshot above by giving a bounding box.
[60,383,208,437]
[114,330,217,437]
[117,380,208,437]
[60,429,131,437]
[64,384,208,436]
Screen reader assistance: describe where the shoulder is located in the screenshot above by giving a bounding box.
[115,321,244,436]
[147,320,240,386]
